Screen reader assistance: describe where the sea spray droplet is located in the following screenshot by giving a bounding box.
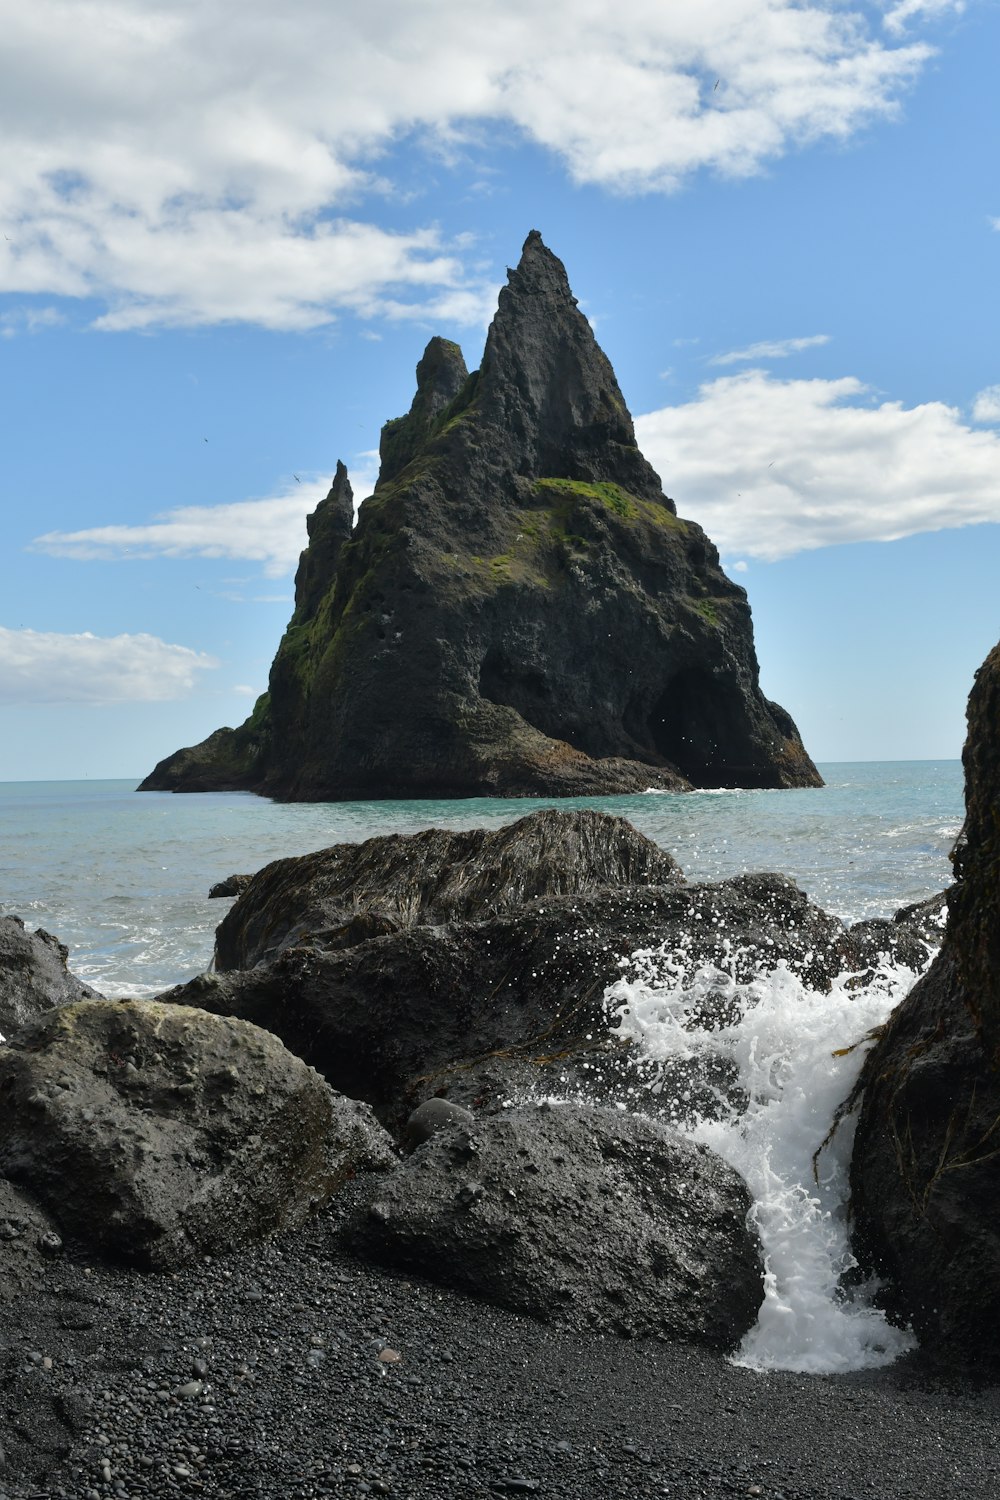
[608,947,926,1374]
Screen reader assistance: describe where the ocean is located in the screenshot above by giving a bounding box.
[0,761,964,1376]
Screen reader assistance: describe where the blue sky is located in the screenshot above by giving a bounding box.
[1,0,998,781]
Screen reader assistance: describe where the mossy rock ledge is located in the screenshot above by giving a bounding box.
[139,231,821,800]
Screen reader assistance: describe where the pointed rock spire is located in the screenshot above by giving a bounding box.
[377,337,469,488]
[293,461,354,621]
[475,231,668,503]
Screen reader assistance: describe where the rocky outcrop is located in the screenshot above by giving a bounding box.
[140,231,820,800]
[0,914,99,1039]
[158,811,930,1128]
[0,999,394,1269]
[851,641,1000,1360]
[213,807,683,971]
[345,1103,763,1349]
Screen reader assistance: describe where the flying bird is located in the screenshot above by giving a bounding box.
[293,473,301,482]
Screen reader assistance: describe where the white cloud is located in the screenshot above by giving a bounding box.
[0,627,217,705]
[709,333,830,366]
[32,485,320,578]
[29,458,382,578]
[0,0,945,330]
[0,304,64,337]
[883,0,964,36]
[972,385,1000,423]
[636,370,1000,560]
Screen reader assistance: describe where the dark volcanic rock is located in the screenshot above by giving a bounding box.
[842,891,948,984]
[0,998,393,1268]
[344,1102,763,1350]
[0,914,99,1038]
[0,1177,64,1301]
[139,231,820,800]
[162,857,862,1128]
[851,640,1000,1361]
[208,873,254,899]
[214,808,683,970]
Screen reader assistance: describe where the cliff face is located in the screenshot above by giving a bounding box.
[850,641,1000,1358]
[140,231,821,800]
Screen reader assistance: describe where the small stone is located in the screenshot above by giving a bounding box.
[377,1347,402,1363]
[172,1380,203,1399]
[405,1098,475,1145]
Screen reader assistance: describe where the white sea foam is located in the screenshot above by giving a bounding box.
[607,943,926,1374]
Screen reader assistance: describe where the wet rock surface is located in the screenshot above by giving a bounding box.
[165,817,940,1128]
[140,232,820,801]
[0,999,391,1268]
[852,639,1000,1360]
[207,873,253,899]
[346,1103,763,1350]
[214,807,683,970]
[1,1184,999,1500]
[0,914,99,1038]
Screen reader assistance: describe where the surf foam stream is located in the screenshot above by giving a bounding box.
[607,945,924,1374]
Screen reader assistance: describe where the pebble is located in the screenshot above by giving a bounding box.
[172,1381,203,1399]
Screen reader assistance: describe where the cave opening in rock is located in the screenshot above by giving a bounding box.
[648,668,759,787]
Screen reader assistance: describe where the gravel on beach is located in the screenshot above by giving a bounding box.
[3,1185,999,1500]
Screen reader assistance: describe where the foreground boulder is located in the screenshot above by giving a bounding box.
[345,1103,762,1349]
[0,999,393,1268]
[0,914,99,1038]
[140,232,820,800]
[215,807,683,970]
[851,640,1000,1359]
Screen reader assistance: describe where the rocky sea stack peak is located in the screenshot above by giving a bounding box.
[140,231,821,800]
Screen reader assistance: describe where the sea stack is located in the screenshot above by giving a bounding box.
[140,232,820,800]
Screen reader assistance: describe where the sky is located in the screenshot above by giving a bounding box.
[1,0,999,782]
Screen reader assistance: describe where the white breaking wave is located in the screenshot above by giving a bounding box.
[607,943,925,1374]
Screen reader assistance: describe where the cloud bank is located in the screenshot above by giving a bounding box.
[31,462,381,578]
[33,488,322,578]
[0,628,218,705]
[0,0,951,330]
[636,370,1000,560]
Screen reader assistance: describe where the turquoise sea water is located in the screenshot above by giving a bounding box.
[0,761,963,997]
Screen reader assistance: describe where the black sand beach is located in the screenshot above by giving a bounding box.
[5,1181,999,1500]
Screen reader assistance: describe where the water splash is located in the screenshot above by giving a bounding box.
[607,944,924,1374]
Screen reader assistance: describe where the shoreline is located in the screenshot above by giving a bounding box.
[5,1184,1000,1500]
